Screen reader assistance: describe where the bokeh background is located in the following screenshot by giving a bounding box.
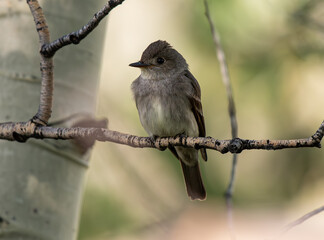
[78,0,324,239]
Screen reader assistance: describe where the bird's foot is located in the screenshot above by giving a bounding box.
[174,132,187,139]
[150,135,167,151]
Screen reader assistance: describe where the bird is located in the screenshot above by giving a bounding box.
[130,40,207,200]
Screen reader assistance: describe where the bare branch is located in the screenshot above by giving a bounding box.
[27,0,54,125]
[26,0,124,126]
[203,0,238,138]
[40,0,125,57]
[203,0,238,197]
[0,121,322,153]
[280,205,324,235]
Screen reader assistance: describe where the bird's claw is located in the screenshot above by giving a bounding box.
[150,135,167,151]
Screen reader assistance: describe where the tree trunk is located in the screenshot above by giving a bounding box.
[0,1,107,239]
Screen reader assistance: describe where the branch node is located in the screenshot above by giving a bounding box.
[40,44,53,58]
[220,146,229,154]
[69,34,80,44]
[229,138,243,153]
[214,139,221,146]
[31,115,47,126]
[12,132,28,143]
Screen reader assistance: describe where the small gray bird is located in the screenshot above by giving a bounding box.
[130,40,207,200]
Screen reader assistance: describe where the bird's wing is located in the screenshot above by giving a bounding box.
[183,70,207,161]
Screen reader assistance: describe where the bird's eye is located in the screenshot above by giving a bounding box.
[156,57,165,64]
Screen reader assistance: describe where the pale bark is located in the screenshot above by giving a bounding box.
[0,1,107,239]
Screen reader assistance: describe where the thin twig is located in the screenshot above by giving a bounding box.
[280,205,324,235]
[203,0,237,137]
[203,0,239,197]
[40,0,125,57]
[226,197,236,240]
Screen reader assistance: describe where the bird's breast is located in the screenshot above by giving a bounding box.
[137,93,198,137]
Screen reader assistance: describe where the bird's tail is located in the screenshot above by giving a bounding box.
[180,161,206,200]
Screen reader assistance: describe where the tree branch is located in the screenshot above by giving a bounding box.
[26,0,124,127]
[0,121,322,153]
[40,0,125,58]
[280,205,324,235]
[203,0,239,198]
[203,0,238,139]
[27,0,53,125]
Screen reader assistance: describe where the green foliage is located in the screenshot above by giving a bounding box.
[78,188,134,240]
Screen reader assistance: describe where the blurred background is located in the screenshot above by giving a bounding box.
[78,0,324,239]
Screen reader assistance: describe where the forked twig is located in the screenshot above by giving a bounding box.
[26,0,125,126]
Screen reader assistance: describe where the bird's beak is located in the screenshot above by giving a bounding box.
[129,61,151,68]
